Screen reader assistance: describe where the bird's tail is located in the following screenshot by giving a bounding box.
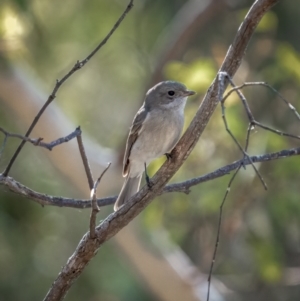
[114,175,142,211]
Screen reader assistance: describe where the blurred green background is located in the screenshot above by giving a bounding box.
[1,0,300,300]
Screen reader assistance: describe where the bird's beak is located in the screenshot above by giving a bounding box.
[184,90,196,96]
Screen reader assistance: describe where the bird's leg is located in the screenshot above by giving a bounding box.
[165,153,172,160]
[144,162,152,189]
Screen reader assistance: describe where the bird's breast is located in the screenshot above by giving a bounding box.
[130,108,184,164]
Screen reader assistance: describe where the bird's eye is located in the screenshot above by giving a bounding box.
[168,90,175,96]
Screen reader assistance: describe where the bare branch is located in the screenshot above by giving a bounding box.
[212,69,300,299]
[76,132,94,190]
[222,82,300,140]
[0,126,82,151]
[165,146,299,193]
[219,72,267,189]
[0,127,43,147]
[2,0,134,177]
[1,146,297,209]
[76,131,110,238]
[217,74,300,196]
[0,133,8,161]
[207,166,241,301]
[89,200,99,240]
[253,121,300,139]
[223,82,300,121]
[43,127,82,150]
[89,163,111,238]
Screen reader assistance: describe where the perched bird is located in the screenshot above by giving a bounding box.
[114,81,195,211]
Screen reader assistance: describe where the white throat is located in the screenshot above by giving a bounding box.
[160,96,188,113]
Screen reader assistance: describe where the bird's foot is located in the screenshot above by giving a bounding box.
[165,153,172,160]
[144,162,153,189]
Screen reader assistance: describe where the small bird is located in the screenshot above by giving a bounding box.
[114,81,195,211]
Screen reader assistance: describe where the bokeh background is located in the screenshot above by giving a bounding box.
[1,0,300,300]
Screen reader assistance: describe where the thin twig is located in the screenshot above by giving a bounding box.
[221,107,267,189]
[211,69,300,301]
[254,121,300,140]
[0,127,82,151]
[224,74,254,122]
[77,132,94,190]
[89,163,111,238]
[244,123,253,152]
[0,127,43,147]
[221,79,300,141]
[43,127,82,150]
[2,0,134,177]
[212,65,300,301]
[0,134,8,161]
[207,165,241,301]
[219,73,267,189]
[220,76,300,180]
[223,82,300,121]
[76,130,98,238]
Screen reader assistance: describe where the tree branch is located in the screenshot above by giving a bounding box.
[76,132,94,190]
[89,163,111,238]
[2,0,134,177]
[0,127,81,151]
[2,146,295,210]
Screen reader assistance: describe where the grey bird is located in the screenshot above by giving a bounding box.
[114,81,195,211]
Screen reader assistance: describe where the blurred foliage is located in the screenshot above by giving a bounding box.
[1,0,300,300]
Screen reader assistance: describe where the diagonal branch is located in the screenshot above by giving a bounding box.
[2,0,134,177]
[76,132,94,190]
[207,165,241,301]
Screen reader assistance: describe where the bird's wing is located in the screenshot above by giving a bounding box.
[123,106,148,177]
